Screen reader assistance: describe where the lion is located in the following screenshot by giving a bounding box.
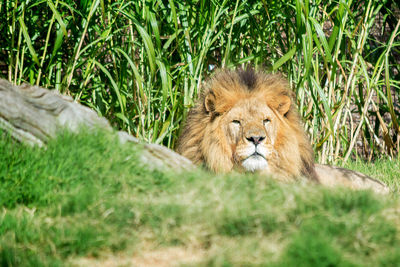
[177,69,389,194]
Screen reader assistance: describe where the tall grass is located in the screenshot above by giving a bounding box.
[0,0,399,163]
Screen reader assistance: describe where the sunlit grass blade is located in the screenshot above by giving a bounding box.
[65,0,100,89]
[272,47,296,71]
[47,0,68,37]
[309,17,333,65]
[18,17,39,66]
[93,60,125,115]
[311,76,334,135]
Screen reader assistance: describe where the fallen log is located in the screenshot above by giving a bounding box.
[0,79,194,172]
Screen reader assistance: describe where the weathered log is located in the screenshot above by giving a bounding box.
[0,79,194,172]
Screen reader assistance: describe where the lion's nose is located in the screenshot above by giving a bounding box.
[246,136,265,145]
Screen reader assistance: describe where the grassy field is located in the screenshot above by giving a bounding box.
[1,0,399,162]
[1,130,400,266]
[1,1,400,265]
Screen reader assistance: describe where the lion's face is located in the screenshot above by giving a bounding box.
[222,98,279,172]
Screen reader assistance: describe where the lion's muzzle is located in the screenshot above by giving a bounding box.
[240,144,269,172]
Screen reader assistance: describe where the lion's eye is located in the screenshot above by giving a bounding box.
[232,120,241,125]
[263,119,270,124]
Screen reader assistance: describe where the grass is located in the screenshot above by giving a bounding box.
[1,2,399,264]
[1,130,400,266]
[0,0,399,162]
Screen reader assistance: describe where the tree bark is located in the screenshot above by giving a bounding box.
[0,79,194,172]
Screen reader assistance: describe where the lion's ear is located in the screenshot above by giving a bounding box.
[204,92,216,113]
[275,95,291,116]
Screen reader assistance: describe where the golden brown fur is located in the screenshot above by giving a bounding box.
[177,69,318,181]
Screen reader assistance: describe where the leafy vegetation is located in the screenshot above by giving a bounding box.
[1,0,399,163]
[0,130,399,266]
[1,1,399,266]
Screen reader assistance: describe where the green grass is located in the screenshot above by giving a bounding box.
[1,0,399,162]
[1,1,400,265]
[1,130,400,266]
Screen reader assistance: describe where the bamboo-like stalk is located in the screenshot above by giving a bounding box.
[1,0,399,161]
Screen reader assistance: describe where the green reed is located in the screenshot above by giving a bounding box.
[0,0,399,163]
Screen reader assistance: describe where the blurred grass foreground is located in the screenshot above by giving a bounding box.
[1,0,400,163]
[1,130,400,266]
